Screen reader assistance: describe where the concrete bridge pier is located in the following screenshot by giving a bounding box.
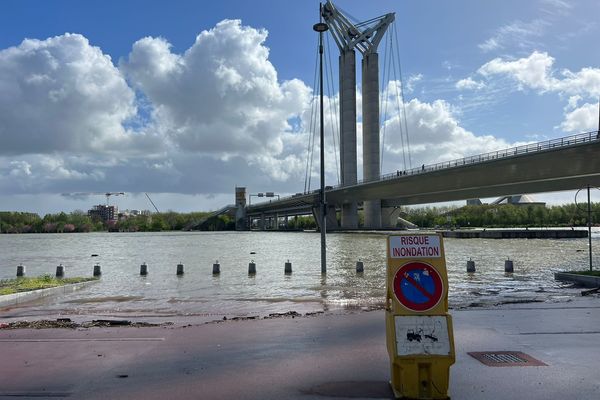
[362,52,382,229]
[339,49,359,230]
[235,186,247,231]
[341,202,358,229]
[327,205,338,230]
[313,205,339,232]
[382,207,402,229]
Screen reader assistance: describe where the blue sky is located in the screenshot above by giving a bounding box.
[1,0,600,215]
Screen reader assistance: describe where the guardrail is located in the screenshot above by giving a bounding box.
[370,130,600,185]
[256,130,600,206]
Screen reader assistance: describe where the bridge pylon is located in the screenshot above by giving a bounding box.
[322,1,394,229]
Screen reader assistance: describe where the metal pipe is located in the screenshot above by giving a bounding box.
[588,185,593,271]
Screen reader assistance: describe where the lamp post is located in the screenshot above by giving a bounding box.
[587,185,593,271]
[314,8,328,275]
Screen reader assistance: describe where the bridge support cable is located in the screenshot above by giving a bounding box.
[388,23,407,172]
[307,94,319,192]
[304,41,321,193]
[392,22,412,170]
[325,33,340,185]
[380,24,397,174]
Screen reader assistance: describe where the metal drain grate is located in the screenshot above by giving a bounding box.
[468,351,547,367]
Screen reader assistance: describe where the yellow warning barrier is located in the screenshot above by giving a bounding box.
[386,233,455,399]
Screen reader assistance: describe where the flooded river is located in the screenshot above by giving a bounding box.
[1,230,599,319]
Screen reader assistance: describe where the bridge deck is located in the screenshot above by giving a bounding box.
[246,131,600,216]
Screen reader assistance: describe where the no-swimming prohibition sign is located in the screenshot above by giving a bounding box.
[393,262,444,312]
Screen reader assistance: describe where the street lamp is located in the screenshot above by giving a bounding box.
[314,7,329,275]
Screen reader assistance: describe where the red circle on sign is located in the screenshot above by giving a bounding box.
[393,262,444,312]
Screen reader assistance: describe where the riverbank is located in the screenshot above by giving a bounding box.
[1,295,599,399]
[0,276,97,295]
[440,228,588,239]
[0,280,99,309]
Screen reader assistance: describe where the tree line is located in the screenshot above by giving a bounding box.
[1,202,599,233]
[0,210,234,233]
[402,203,600,228]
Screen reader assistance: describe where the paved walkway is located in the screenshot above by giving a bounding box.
[1,296,599,399]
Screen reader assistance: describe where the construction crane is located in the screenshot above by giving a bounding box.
[145,193,159,213]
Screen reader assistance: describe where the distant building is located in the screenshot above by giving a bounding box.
[121,209,152,216]
[466,195,546,207]
[466,198,483,206]
[88,204,117,221]
[491,194,546,207]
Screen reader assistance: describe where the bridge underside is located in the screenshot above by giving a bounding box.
[245,138,600,230]
[329,140,600,205]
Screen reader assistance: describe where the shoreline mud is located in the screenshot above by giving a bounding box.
[3,290,597,330]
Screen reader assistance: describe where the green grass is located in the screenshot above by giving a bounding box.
[570,270,600,277]
[0,275,97,295]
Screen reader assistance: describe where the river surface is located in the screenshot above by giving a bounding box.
[1,230,599,319]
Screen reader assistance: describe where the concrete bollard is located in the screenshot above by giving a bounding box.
[140,262,148,276]
[16,264,25,277]
[467,259,476,273]
[56,264,65,278]
[284,260,292,274]
[176,263,184,276]
[504,259,514,273]
[93,264,102,277]
[356,260,364,273]
[248,261,256,275]
[212,260,220,275]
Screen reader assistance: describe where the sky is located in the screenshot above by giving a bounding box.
[1,0,600,215]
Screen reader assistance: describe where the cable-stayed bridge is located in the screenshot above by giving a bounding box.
[240,131,600,230]
[228,2,600,231]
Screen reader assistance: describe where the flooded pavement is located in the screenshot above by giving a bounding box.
[1,229,599,320]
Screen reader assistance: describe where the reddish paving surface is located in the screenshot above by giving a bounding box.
[2,297,600,399]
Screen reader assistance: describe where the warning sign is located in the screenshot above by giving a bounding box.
[394,315,451,356]
[385,232,454,399]
[389,235,441,258]
[393,262,444,312]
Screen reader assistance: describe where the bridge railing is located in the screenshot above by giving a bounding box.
[359,130,600,186]
[261,130,599,206]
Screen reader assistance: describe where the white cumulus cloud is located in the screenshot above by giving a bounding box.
[478,51,556,91]
[120,20,312,163]
[0,33,142,155]
[478,51,600,97]
[0,21,318,200]
[380,85,519,173]
[476,51,600,132]
[559,102,599,132]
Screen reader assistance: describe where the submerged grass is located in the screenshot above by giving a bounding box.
[0,275,97,295]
